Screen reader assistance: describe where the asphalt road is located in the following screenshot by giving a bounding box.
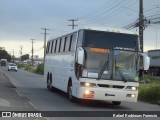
[0,67,159,120]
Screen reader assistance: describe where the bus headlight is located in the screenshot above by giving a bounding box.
[126,94,136,97]
[126,86,138,91]
[80,82,97,87]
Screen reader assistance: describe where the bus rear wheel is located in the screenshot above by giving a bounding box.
[47,75,50,90]
[112,101,121,105]
[47,74,54,91]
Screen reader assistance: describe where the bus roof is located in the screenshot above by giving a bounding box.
[48,29,137,41]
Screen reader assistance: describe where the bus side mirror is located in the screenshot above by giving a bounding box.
[139,53,150,70]
[77,47,85,65]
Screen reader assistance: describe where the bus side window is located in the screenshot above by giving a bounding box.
[47,42,50,53]
[69,35,73,51]
[59,38,62,52]
[50,41,54,53]
[52,40,55,53]
[49,41,51,53]
[71,33,77,51]
[60,37,65,52]
[65,36,71,52]
[54,40,57,53]
[63,37,67,52]
[46,42,49,53]
[56,38,60,53]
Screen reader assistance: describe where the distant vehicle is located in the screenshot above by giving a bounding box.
[0,59,7,66]
[8,63,18,71]
[148,49,160,76]
[44,29,150,105]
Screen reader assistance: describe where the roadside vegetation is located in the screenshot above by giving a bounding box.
[18,64,44,75]
[139,75,160,104]
[35,63,44,75]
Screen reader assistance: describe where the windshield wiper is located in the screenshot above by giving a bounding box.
[115,67,127,82]
[98,54,109,80]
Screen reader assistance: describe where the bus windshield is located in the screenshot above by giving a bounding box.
[82,47,138,82]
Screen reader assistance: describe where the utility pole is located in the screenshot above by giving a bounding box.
[68,19,78,29]
[139,0,144,52]
[41,28,49,62]
[139,0,144,79]
[19,45,23,63]
[12,49,14,63]
[155,5,160,49]
[31,39,35,66]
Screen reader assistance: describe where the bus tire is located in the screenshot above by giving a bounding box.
[67,81,76,102]
[49,74,54,92]
[47,73,54,91]
[112,101,121,105]
[47,73,50,90]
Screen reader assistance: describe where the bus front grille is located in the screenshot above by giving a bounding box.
[97,84,125,89]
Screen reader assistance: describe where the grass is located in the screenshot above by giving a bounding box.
[18,64,44,75]
[35,64,44,75]
[138,75,160,104]
[24,65,36,73]
[18,64,27,68]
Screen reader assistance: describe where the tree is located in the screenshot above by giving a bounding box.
[0,47,5,50]
[21,54,29,61]
[0,49,11,61]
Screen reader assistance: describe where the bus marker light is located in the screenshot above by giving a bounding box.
[83,90,94,98]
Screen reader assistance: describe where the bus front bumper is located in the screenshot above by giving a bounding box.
[76,87,138,103]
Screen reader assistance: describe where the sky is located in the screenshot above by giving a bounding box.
[0,0,160,58]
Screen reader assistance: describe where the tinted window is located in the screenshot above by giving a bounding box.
[65,36,71,52]
[56,39,60,53]
[54,40,57,53]
[47,42,50,53]
[71,33,77,51]
[69,35,73,51]
[58,38,62,52]
[60,37,65,52]
[50,41,54,53]
[63,37,67,52]
[52,40,55,53]
[46,42,49,53]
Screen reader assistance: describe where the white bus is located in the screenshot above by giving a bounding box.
[44,29,149,105]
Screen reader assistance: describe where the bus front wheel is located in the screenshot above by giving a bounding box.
[67,82,76,102]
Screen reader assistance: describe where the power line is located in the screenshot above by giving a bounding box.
[79,0,123,25]
[82,0,136,26]
[78,0,117,20]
